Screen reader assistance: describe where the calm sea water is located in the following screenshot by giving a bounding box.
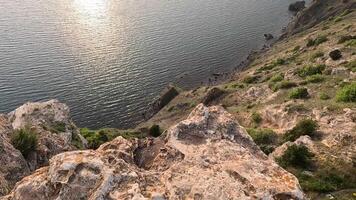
[0,0,305,129]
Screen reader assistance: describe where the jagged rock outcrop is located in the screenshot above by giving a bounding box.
[3,104,305,200]
[7,100,87,170]
[288,1,305,12]
[0,115,30,196]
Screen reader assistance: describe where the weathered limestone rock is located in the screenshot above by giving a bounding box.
[7,100,87,170]
[0,115,30,196]
[3,104,305,200]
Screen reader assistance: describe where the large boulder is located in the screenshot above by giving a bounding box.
[3,104,305,200]
[7,100,87,170]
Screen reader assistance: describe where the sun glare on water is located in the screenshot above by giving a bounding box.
[73,0,108,20]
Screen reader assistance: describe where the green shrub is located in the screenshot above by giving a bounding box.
[149,124,162,137]
[298,165,356,192]
[277,145,314,169]
[336,82,356,102]
[272,80,297,91]
[243,75,259,84]
[80,128,143,149]
[275,58,286,65]
[11,127,38,158]
[289,87,309,99]
[334,16,343,23]
[283,119,318,142]
[251,112,262,124]
[307,36,328,47]
[269,73,284,83]
[306,74,325,83]
[319,92,330,100]
[297,64,325,77]
[247,128,278,154]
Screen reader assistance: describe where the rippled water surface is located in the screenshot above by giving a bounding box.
[1,0,302,128]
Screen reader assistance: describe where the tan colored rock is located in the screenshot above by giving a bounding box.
[0,115,30,196]
[7,100,87,170]
[3,104,305,200]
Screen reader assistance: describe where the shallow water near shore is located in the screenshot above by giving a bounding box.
[0,0,308,129]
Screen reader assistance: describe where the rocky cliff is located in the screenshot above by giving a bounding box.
[1,104,304,200]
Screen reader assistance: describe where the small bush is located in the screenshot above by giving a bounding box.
[269,73,284,83]
[283,119,318,142]
[346,39,356,47]
[275,58,286,65]
[11,127,38,158]
[297,64,325,77]
[149,124,162,137]
[306,74,325,83]
[307,35,328,47]
[319,92,330,100]
[272,80,297,91]
[243,75,259,84]
[336,83,356,102]
[247,128,278,154]
[251,112,262,124]
[289,87,309,99]
[277,145,314,169]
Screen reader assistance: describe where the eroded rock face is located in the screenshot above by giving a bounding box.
[0,115,30,196]
[7,100,87,170]
[3,104,305,200]
[270,135,315,160]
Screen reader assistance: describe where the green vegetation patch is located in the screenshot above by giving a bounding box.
[277,144,314,169]
[310,51,324,61]
[242,75,260,84]
[269,73,284,83]
[306,35,328,47]
[257,58,286,72]
[80,128,144,149]
[306,74,325,83]
[336,82,356,102]
[283,119,318,142]
[251,112,262,125]
[11,127,38,158]
[289,87,309,99]
[271,80,297,91]
[247,128,278,154]
[297,64,325,77]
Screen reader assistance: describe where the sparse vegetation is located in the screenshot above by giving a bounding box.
[243,75,259,84]
[80,128,144,149]
[50,121,66,133]
[336,82,356,102]
[283,119,318,142]
[319,92,330,100]
[277,144,314,169]
[271,80,297,91]
[344,59,356,72]
[11,127,38,158]
[306,74,325,83]
[251,112,262,124]
[297,64,325,77]
[247,128,278,154]
[306,36,328,47]
[269,73,284,83]
[310,51,324,61]
[289,87,309,99]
